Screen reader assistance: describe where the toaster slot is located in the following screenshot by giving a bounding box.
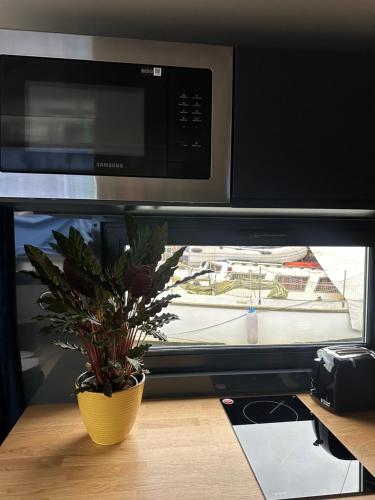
[335,348,371,357]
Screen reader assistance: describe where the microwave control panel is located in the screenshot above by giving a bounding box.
[167,67,212,179]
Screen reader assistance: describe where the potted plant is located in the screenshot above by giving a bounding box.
[23,217,208,445]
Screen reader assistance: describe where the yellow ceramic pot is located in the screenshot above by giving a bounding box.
[77,373,145,445]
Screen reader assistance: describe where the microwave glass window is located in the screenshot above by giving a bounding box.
[25,82,145,157]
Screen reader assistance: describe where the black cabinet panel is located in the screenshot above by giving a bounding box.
[232,46,375,208]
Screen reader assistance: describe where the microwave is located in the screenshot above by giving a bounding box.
[0,30,232,207]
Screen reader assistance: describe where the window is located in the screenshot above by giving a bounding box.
[276,274,309,291]
[146,245,366,347]
[13,214,375,402]
[27,217,375,403]
[314,277,340,294]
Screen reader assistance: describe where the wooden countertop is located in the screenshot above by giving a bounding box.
[299,394,375,479]
[0,399,262,500]
[1,395,375,499]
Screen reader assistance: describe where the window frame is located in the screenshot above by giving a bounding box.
[98,215,375,397]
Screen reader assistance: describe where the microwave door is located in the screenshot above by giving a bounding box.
[0,56,168,178]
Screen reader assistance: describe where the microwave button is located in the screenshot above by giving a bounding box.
[192,93,203,100]
[177,140,190,149]
[179,93,189,99]
[178,116,188,123]
[192,110,202,116]
[178,109,189,115]
[193,102,201,108]
[178,101,189,107]
[191,140,203,149]
[192,117,202,124]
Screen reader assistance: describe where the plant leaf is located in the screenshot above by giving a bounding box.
[112,250,131,293]
[128,294,180,327]
[127,344,152,359]
[125,356,143,372]
[24,245,67,289]
[166,269,213,291]
[150,246,186,296]
[69,227,102,276]
[52,228,102,278]
[139,313,178,334]
[104,360,123,371]
[144,223,168,268]
[52,340,86,354]
[150,330,168,341]
[38,295,74,314]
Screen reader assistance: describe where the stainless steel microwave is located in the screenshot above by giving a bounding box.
[0,30,232,207]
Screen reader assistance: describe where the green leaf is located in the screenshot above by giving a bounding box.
[112,250,131,290]
[24,245,67,289]
[149,330,167,341]
[48,242,60,253]
[125,216,167,268]
[128,294,180,328]
[140,313,179,335]
[104,360,123,371]
[45,301,72,313]
[93,285,112,305]
[69,227,102,276]
[52,340,86,354]
[37,294,74,314]
[127,344,151,359]
[150,295,179,315]
[52,228,102,278]
[33,312,85,336]
[144,223,168,268]
[51,230,71,256]
[125,356,143,372]
[167,269,212,291]
[129,225,150,266]
[150,246,186,296]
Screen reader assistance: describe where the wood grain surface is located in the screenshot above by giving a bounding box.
[2,396,375,500]
[299,394,375,480]
[0,399,263,500]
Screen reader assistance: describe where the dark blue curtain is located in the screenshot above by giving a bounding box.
[0,207,25,442]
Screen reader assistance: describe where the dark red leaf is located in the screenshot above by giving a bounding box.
[63,257,95,297]
[124,265,152,298]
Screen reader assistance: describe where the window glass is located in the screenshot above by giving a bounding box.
[150,245,366,346]
[15,214,97,405]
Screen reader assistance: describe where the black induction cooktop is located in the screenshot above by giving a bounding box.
[221,395,375,500]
